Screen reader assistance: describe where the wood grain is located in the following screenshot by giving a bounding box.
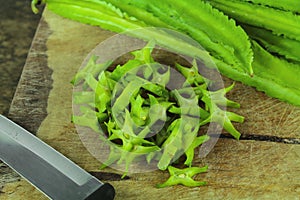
[8,15,52,134]
[1,8,299,199]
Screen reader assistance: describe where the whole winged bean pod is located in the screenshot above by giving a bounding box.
[32,0,300,106]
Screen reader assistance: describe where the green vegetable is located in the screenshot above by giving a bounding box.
[29,0,300,190]
[184,135,210,167]
[249,41,300,101]
[241,24,300,64]
[32,0,300,106]
[199,84,245,140]
[206,0,300,41]
[203,0,300,105]
[32,0,254,75]
[230,0,300,14]
[103,0,254,75]
[32,0,213,64]
[71,43,243,187]
[156,165,208,188]
[31,0,300,188]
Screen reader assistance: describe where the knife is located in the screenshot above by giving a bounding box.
[0,115,115,200]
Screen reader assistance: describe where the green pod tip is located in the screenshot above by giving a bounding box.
[31,0,45,14]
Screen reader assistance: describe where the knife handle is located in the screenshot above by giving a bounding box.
[85,183,115,200]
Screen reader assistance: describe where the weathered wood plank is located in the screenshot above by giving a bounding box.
[1,8,300,200]
[7,14,52,134]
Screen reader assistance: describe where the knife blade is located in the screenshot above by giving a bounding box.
[0,115,115,200]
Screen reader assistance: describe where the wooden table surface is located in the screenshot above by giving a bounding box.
[1,8,300,200]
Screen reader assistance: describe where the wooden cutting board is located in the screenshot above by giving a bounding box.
[1,8,299,199]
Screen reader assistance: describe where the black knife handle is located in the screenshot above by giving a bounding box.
[85,183,115,200]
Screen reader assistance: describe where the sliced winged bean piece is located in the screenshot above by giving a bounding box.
[156,165,208,188]
[184,135,210,167]
[71,55,113,85]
